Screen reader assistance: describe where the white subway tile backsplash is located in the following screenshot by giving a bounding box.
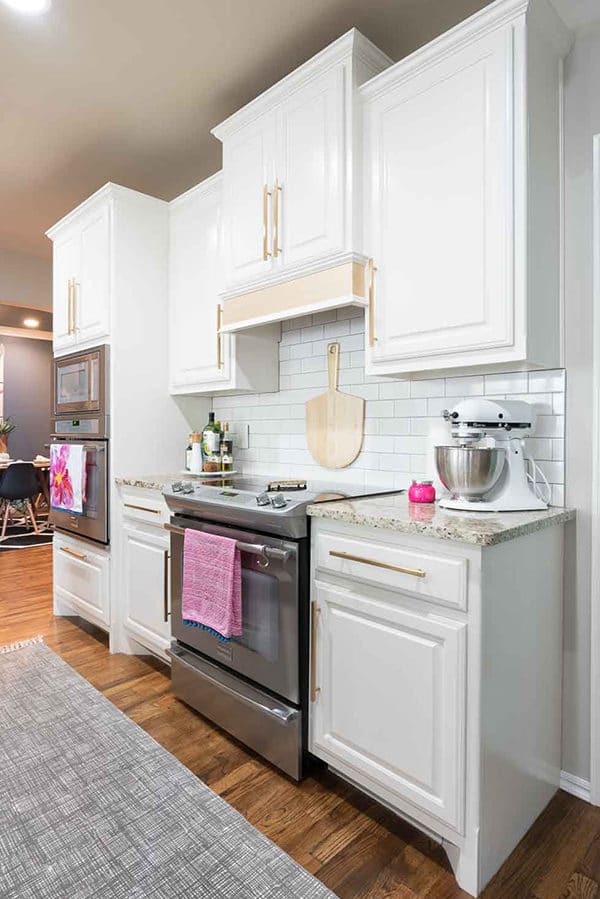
[410,379,445,398]
[208,311,566,505]
[379,381,411,400]
[445,375,484,396]
[485,371,528,394]
[528,369,565,393]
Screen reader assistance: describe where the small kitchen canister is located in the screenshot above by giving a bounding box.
[408,479,436,504]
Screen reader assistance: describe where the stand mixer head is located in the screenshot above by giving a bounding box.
[435,399,549,512]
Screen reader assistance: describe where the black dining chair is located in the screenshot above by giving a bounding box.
[0,463,40,539]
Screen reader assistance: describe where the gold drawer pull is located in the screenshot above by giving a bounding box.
[217,303,224,369]
[310,601,320,703]
[273,178,282,257]
[124,503,160,515]
[368,258,377,348]
[60,546,87,562]
[262,184,272,261]
[329,550,426,579]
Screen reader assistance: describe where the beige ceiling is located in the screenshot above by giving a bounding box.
[1,0,594,260]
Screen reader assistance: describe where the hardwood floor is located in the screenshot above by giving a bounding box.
[2,544,599,898]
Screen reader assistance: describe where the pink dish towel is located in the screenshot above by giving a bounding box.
[182,530,242,642]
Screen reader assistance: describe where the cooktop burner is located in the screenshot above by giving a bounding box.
[163,476,402,539]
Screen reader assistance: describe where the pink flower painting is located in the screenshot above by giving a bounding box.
[50,445,75,510]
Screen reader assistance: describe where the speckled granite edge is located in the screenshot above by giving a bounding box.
[115,475,179,492]
[307,497,576,547]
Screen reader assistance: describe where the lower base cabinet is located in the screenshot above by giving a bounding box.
[53,532,110,630]
[116,488,171,661]
[311,580,466,832]
[309,517,566,897]
[121,523,170,659]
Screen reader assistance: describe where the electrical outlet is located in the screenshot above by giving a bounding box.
[232,424,249,450]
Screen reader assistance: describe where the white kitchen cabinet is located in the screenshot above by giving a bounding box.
[311,580,466,831]
[168,173,278,395]
[309,515,567,896]
[115,489,172,661]
[213,29,391,332]
[50,200,110,354]
[362,0,571,376]
[53,531,110,630]
[222,114,277,286]
[277,66,345,269]
[121,524,170,660]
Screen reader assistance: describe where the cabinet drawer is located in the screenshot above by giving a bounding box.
[315,531,467,610]
[121,494,168,527]
[54,535,110,627]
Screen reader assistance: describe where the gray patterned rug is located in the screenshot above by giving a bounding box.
[0,638,336,899]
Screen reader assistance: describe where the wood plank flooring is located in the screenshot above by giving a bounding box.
[2,544,600,898]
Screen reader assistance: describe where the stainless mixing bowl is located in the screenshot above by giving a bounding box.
[435,445,506,499]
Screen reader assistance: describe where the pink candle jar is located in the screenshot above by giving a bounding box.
[408,480,436,504]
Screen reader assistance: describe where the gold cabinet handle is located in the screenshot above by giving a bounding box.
[368,258,377,347]
[217,304,224,369]
[329,550,426,579]
[310,601,320,702]
[262,184,272,262]
[60,545,87,562]
[67,278,74,334]
[71,279,79,333]
[163,549,171,622]
[123,503,160,515]
[273,178,282,258]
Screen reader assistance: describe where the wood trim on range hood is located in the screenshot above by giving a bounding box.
[220,259,368,333]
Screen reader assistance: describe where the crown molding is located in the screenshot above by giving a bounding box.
[46,182,166,240]
[169,171,222,209]
[361,0,532,101]
[212,29,391,142]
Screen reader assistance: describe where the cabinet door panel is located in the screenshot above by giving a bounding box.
[311,582,466,831]
[77,206,110,343]
[278,67,345,267]
[222,115,276,286]
[367,28,512,364]
[122,525,170,649]
[53,230,80,351]
[169,182,230,390]
[54,536,109,626]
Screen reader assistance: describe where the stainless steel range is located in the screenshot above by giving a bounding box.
[164,476,400,779]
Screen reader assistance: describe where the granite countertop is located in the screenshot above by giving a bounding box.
[307,493,575,547]
[115,474,184,492]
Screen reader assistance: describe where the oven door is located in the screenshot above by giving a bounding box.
[169,516,303,705]
[49,439,109,545]
[53,346,106,416]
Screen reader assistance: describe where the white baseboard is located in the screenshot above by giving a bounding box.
[560,770,592,802]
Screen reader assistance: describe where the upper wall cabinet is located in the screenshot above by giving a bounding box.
[49,199,111,354]
[362,0,571,377]
[48,183,169,358]
[212,29,392,333]
[168,173,279,396]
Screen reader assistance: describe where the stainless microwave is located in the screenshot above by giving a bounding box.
[53,345,109,427]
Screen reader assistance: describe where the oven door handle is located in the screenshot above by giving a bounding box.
[164,523,290,566]
[169,646,298,723]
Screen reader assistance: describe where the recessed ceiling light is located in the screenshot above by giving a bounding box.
[23,317,40,328]
[2,0,51,14]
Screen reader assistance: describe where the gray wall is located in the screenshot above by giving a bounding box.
[0,249,52,310]
[2,336,52,460]
[562,23,600,781]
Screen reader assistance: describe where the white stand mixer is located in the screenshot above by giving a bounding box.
[435,399,550,512]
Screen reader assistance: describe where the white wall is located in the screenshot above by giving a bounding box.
[562,24,600,782]
[0,248,52,310]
